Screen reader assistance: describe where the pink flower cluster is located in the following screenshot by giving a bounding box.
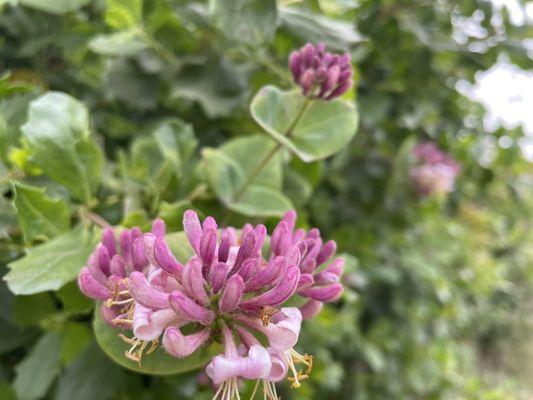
[410,143,461,197]
[289,42,353,100]
[78,210,344,399]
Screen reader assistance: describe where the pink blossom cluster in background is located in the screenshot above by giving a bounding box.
[411,142,461,197]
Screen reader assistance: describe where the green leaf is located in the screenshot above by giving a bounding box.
[164,231,195,264]
[93,310,219,375]
[55,342,127,400]
[279,7,365,50]
[229,185,293,217]
[283,168,313,207]
[19,0,90,14]
[158,201,191,232]
[105,0,143,29]
[21,92,104,204]
[4,227,98,295]
[152,117,198,171]
[171,59,245,118]
[57,281,94,314]
[202,148,292,217]
[0,381,16,400]
[13,293,56,327]
[220,135,282,190]
[60,322,92,365]
[250,85,358,162]
[11,181,70,243]
[211,0,278,45]
[89,30,147,57]
[0,318,35,354]
[202,148,245,202]
[13,333,61,400]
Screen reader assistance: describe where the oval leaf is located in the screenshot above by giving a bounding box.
[202,147,293,217]
[93,310,218,375]
[230,185,293,218]
[4,227,98,295]
[250,85,358,162]
[21,92,104,203]
[220,135,282,190]
[11,181,70,243]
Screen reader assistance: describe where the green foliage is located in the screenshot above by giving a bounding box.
[0,0,531,399]
[5,227,98,295]
[11,181,70,242]
[21,92,103,204]
[251,85,359,162]
[13,333,61,400]
[211,0,278,45]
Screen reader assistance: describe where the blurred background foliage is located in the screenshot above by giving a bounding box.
[0,0,532,399]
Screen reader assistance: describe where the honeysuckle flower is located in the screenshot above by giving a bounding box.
[78,221,163,330]
[411,142,461,197]
[270,210,344,319]
[78,209,344,399]
[289,42,353,100]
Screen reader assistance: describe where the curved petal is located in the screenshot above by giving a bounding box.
[133,304,178,341]
[169,291,214,326]
[267,348,288,382]
[236,307,302,351]
[129,271,170,309]
[205,345,272,385]
[239,265,300,310]
[154,236,184,277]
[162,327,210,358]
[244,256,286,293]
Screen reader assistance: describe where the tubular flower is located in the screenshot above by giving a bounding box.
[289,42,353,100]
[78,210,344,399]
[410,142,461,197]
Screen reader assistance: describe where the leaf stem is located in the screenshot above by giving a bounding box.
[0,171,24,186]
[137,26,179,66]
[232,98,312,203]
[79,207,112,229]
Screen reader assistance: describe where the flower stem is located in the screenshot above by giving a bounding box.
[232,98,312,203]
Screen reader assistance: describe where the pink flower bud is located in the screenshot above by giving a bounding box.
[169,291,214,326]
[78,267,111,300]
[219,274,244,313]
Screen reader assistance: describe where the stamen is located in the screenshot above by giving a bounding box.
[259,306,279,327]
[118,334,159,367]
[146,339,159,354]
[284,349,314,389]
[262,380,279,400]
[250,380,260,399]
[111,317,133,325]
[106,297,134,307]
[212,378,241,400]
